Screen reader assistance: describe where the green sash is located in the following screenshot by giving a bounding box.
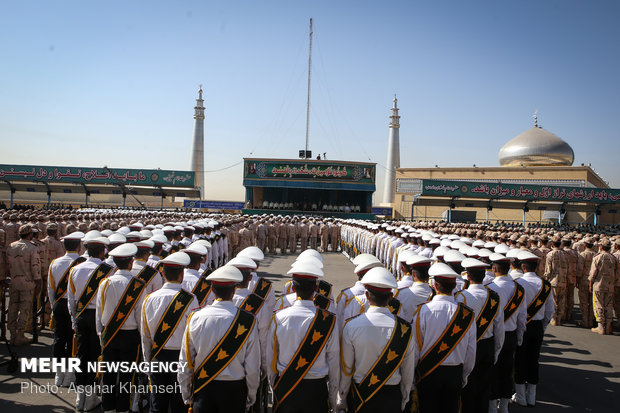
[476,289,500,341]
[100,276,146,349]
[75,262,113,318]
[415,303,474,383]
[193,309,255,394]
[351,316,412,412]
[252,277,273,300]
[150,289,194,360]
[192,276,212,306]
[313,294,330,310]
[317,280,332,298]
[527,280,551,323]
[504,282,525,322]
[273,309,336,411]
[240,293,265,316]
[54,256,87,304]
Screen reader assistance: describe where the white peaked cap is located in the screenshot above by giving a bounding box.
[238,246,265,261]
[184,244,208,256]
[227,256,258,270]
[161,251,191,267]
[108,243,138,257]
[354,259,384,274]
[292,255,324,269]
[461,258,489,269]
[428,262,458,279]
[286,263,324,278]
[360,267,398,290]
[206,265,243,285]
[352,253,379,266]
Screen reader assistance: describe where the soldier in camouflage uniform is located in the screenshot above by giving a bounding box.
[6,224,41,345]
[588,238,617,335]
[576,238,596,328]
[562,237,579,322]
[613,239,620,331]
[544,236,568,325]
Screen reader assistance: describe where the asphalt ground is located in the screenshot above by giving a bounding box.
[0,251,618,412]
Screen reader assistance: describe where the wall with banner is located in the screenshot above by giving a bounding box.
[243,158,375,185]
[0,164,195,188]
[421,179,620,204]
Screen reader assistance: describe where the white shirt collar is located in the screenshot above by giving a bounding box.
[163,282,183,291]
[367,306,392,315]
[468,284,486,291]
[432,294,455,303]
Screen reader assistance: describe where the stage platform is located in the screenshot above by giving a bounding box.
[242,208,375,220]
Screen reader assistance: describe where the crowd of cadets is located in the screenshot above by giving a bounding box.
[0,208,618,413]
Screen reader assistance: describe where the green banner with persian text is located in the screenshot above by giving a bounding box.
[0,164,195,188]
[421,179,620,204]
[243,159,375,184]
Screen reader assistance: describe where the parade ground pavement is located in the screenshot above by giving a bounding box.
[1,252,618,412]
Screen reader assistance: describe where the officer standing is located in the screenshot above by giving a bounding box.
[96,243,148,413]
[267,262,339,412]
[487,253,527,413]
[512,251,554,408]
[6,224,41,345]
[47,231,85,386]
[178,265,260,412]
[589,238,618,335]
[141,251,199,413]
[413,263,476,413]
[455,258,504,413]
[576,238,596,328]
[544,236,568,325]
[67,231,112,411]
[340,267,415,413]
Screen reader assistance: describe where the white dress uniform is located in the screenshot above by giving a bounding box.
[181,268,201,292]
[178,300,260,406]
[67,257,104,324]
[516,272,554,328]
[455,284,505,360]
[141,281,198,412]
[266,299,340,408]
[414,295,477,380]
[141,282,199,362]
[146,254,161,268]
[275,291,335,313]
[48,251,80,306]
[95,268,144,336]
[132,258,163,296]
[336,281,366,330]
[247,271,276,313]
[397,274,414,289]
[340,306,416,411]
[487,275,527,342]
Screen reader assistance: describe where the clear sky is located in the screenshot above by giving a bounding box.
[1,0,619,202]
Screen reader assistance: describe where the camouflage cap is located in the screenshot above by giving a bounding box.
[18,224,32,235]
[599,238,611,247]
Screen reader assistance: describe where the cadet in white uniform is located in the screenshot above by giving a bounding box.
[180,244,208,292]
[96,243,144,413]
[340,267,416,413]
[413,263,477,413]
[67,232,111,412]
[336,256,382,333]
[141,251,199,413]
[132,239,163,296]
[395,255,434,323]
[179,265,260,412]
[487,253,527,413]
[512,251,554,408]
[47,231,84,387]
[267,262,340,412]
[455,258,504,413]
